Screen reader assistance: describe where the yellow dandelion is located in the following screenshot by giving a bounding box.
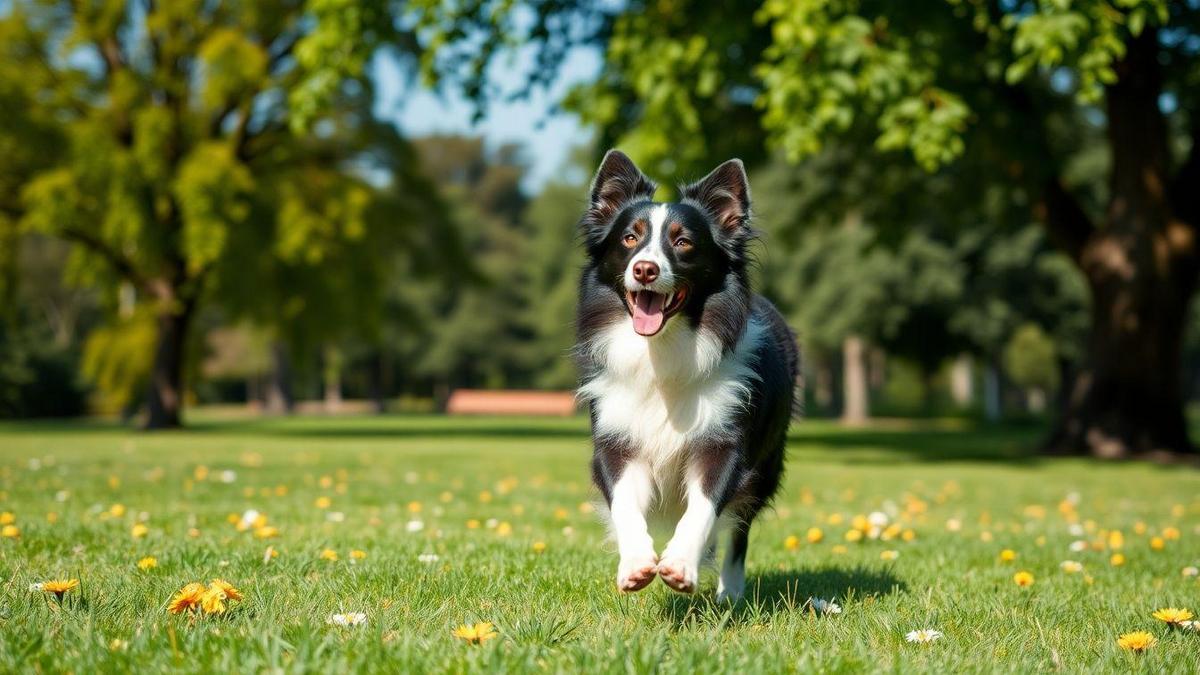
[452,622,498,645]
[1110,553,1126,566]
[41,579,79,599]
[479,491,494,503]
[1013,571,1035,587]
[496,522,513,536]
[807,527,824,544]
[1108,530,1124,549]
[880,550,899,561]
[131,523,149,539]
[0,512,14,525]
[319,549,338,561]
[168,582,205,613]
[784,535,800,551]
[844,529,863,543]
[1151,607,1194,627]
[407,501,423,513]
[350,549,367,560]
[466,519,481,529]
[314,496,332,509]
[901,529,916,542]
[110,504,126,517]
[831,544,848,555]
[2,524,20,538]
[137,556,158,571]
[1150,536,1165,551]
[254,526,279,539]
[1117,631,1156,652]
[1163,526,1181,540]
[531,541,547,553]
[199,586,227,615]
[209,579,242,602]
[999,549,1017,562]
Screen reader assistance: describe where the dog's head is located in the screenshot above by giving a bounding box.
[580,150,753,337]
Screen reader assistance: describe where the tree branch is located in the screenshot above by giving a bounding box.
[58,227,149,291]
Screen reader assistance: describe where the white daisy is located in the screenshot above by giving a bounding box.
[1069,540,1088,552]
[807,598,842,615]
[406,520,425,533]
[1181,620,1200,632]
[327,612,367,627]
[1182,566,1199,578]
[1060,560,1084,573]
[29,583,43,592]
[418,553,440,563]
[868,511,889,527]
[239,509,260,529]
[906,629,943,644]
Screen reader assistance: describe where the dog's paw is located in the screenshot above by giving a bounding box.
[656,558,698,594]
[616,556,658,593]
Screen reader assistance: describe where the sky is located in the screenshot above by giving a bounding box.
[371,45,602,193]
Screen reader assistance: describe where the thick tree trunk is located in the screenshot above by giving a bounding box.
[144,301,194,429]
[841,335,868,425]
[1042,29,1197,458]
[1046,246,1195,456]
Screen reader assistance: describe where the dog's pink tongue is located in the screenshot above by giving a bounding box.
[632,291,666,336]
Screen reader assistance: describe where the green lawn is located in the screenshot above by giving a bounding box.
[0,414,1197,673]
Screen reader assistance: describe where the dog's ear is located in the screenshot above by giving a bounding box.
[582,150,656,239]
[681,159,751,232]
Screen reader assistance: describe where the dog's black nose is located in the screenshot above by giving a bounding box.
[632,261,659,285]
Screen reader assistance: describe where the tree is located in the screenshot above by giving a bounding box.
[3,1,398,427]
[420,0,1200,456]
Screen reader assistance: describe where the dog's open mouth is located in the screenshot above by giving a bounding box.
[626,288,687,336]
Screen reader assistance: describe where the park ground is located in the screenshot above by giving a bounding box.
[0,414,1198,673]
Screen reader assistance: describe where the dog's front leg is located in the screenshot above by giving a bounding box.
[658,449,738,594]
[606,459,659,592]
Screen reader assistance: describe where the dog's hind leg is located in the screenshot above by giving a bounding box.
[717,522,749,602]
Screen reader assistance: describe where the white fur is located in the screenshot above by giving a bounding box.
[579,317,764,482]
[623,204,676,294]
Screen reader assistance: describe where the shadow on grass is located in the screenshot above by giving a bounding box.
[789,423,1044,464]
[0,413,1047,464]
[658,565,905,629]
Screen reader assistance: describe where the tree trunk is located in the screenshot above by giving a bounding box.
[143,301,194,429]
[1042,29,1197,457]
[950,354,973,408]
[1046,249,1195,456]
[813,357,833,413]
[265,341,294,414]
[983,361,1003,422]
[323,345,342,414]
[841,335,869,425]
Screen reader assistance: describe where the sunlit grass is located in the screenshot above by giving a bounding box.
[0,415,1197,672]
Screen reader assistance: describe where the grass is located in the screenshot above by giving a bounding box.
[0,414,1197,673]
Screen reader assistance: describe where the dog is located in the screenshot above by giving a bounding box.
[575,150,799,601]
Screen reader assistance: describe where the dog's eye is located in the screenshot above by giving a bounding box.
[622,234,639,247]
[673,238,693,250]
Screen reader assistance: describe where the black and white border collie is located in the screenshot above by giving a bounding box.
[576,150,799,601]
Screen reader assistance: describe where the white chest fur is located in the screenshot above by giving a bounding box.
[579,318,764,479]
